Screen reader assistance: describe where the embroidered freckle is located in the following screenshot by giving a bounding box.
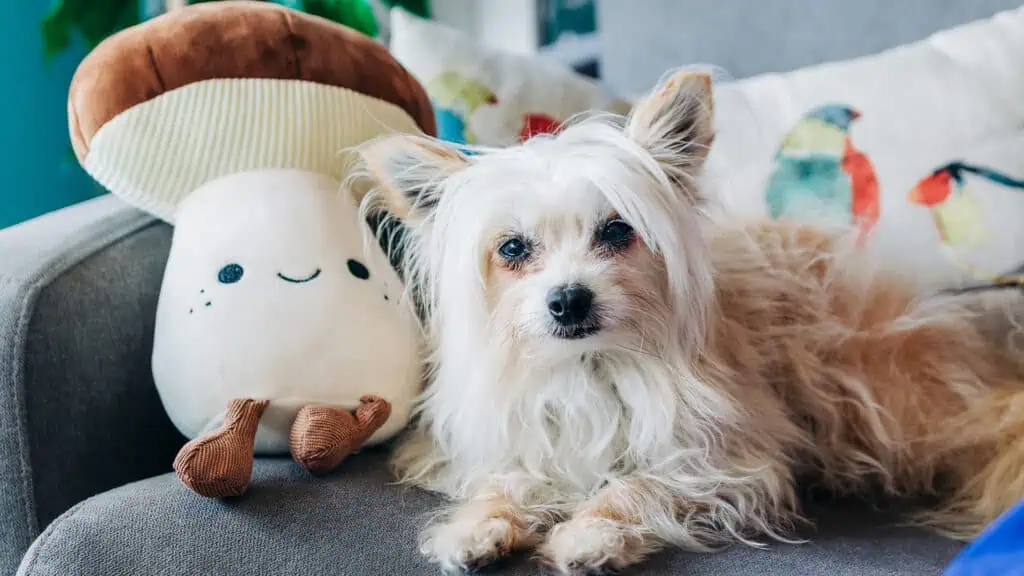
[217,263,244,284]
[347,259,370,280]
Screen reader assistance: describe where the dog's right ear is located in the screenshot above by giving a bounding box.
[353,133,470,225]
[624,69,715,205]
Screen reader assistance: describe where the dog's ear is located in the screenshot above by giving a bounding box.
[624,69,715,202]
[353,133,470,225]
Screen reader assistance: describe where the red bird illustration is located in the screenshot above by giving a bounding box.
[765,105,880,247]
[519,113,562,142]
[907,161,1024,287]
[842,133,880,246]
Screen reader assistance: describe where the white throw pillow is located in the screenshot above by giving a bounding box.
[388,8,628,147]
[700,6,1024,289]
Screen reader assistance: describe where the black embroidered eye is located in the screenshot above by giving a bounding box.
[347,259,370,280]
[217,263,244,284]
[597,219,634,251]
[498,237,530,262]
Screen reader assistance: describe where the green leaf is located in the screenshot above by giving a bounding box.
[304,0,379,37]
[271,0,306,10]
[40,1,74,64]
[75,0,138,48]
[380,0,429,19]
[39,0,421,64]
[41,0,139,62]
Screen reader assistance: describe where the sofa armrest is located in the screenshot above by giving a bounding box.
[0,195,185,575]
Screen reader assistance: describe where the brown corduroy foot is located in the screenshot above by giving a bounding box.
[289,395,392,475]
[173,398,269,498]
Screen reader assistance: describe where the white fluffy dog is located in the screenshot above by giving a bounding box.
[351,70,1024,574]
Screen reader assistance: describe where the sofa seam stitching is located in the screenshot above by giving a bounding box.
[0,202,157,560]
[17,500,89,575]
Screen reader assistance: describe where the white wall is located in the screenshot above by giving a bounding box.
[430,0,477,35]
[431,0,540,54]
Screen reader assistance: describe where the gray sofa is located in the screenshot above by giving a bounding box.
[3,1,1022,574]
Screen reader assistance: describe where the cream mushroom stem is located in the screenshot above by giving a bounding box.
[165,0,187,12]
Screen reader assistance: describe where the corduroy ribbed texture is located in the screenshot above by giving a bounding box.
[84,78,423,223]
[172,398,268,498]
[289,396,392,476]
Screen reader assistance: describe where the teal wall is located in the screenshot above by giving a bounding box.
[0,3,99,229]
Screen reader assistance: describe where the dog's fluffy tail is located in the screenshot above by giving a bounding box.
[914,387,1024,539]
[902,290,1024,539]
[962,289,1024,380]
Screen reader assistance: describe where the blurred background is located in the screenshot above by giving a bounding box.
[10,0,1011,230]
[1,0,596,229]
[1,1,97,229]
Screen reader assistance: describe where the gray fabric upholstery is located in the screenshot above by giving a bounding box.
[17,447,962,576]
[597,0,1024,96]
[8,4,1018,572]
[0,195,185,575]
[0,197,966,576]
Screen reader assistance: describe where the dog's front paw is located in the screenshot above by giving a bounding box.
[539,517,651,575]
[420,515,533,573]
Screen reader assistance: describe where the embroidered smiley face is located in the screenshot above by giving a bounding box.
[188,258,389,314]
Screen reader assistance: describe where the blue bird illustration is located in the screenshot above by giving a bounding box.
[765,104,880,245]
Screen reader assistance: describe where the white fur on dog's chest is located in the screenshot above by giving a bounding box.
[431,354,682,497]
[508,361,628,491]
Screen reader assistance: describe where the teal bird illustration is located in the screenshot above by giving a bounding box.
[428,71,498,146]
[765,105,880,244]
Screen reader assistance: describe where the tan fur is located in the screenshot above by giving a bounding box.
[541,483,656,573]
[415,216,1024,571]
[352,68,1024,574]
[702,219,1024,535]
[418,488,541,572]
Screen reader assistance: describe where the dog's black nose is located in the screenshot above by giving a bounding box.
[547,284,594,326]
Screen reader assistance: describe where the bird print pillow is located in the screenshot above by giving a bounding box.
[387,7,630,148]
[702,5,1024,291]
[762,105,879,247]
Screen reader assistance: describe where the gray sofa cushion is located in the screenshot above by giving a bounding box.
[18,446,963,576]
[0,195,186,575]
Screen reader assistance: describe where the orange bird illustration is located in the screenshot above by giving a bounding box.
[765,105,880,247]
[843,133,880,245]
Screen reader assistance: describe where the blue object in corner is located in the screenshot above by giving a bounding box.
[434,106,468,146]
[943,498,1024,576]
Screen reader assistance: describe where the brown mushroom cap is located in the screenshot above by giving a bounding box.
[68,0,436,161]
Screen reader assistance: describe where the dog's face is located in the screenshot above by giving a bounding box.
[487,198,645,343]
[356,70,717,362]
[464,157,669,351]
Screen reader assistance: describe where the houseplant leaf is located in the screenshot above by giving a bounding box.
[304,0,379,37]
[380,0,429,19]
[41,0,139,64]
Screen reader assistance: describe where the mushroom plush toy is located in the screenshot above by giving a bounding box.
[66,1,433,498]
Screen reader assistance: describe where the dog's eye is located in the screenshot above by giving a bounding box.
[497,237,530,261]
[597,219,634,251]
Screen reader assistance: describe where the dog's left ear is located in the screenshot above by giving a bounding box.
[624,69,715,201]
[353,133,470,225]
